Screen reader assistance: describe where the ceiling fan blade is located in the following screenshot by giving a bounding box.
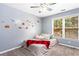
[47,7,53,11]
[30,6,40,8]
[49,3,56,5]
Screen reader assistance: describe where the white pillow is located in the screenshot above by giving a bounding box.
[41,34,51,39]
[35,35,44,39]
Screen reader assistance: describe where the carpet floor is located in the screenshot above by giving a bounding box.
[0,44,79,56]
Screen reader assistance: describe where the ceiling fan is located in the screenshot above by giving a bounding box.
[30,3,56,13]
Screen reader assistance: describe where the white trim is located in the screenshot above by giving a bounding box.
[78,16,79,40]
[59,43,79,49]
[52,19,54,34]
[53,15,79,40]
[0,46,21,54]
[62,18,65,38]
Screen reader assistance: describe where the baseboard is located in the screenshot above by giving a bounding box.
[59,43,79,49]
[0,46,21,54]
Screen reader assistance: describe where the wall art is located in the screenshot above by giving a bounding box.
[2,23,13,30]
[26,27,28,29]
[18,27,22,29]
[22,22,25,25]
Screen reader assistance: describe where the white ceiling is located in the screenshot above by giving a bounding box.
[5,3,79,17]
[1,0,79,3]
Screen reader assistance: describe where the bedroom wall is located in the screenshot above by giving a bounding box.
[41,18,52,34]
[0,4,42,52]
[41,8,79,47]
[42,8,79,34]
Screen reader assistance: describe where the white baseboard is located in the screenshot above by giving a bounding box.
[0,46,21,54]
[59,43,79,49]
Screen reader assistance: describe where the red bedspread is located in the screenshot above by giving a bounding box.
[26,40,50,48]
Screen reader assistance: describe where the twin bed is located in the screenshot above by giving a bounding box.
[22,34,57,56]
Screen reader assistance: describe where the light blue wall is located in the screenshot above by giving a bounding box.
[42,18,52,33]
[42,8,79,33]
[0,4,42,52]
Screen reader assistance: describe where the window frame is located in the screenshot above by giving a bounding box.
[52,15,79,40]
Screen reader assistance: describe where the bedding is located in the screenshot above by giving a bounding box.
[23,39,57,49]
[26,44,48,56]
[22,33,56,56]
[26,40,50,48]
[35,34,55,40]
[23,39,57,56]
[35,35,44,39]
[49,39,57,48]
[41,34,51,39]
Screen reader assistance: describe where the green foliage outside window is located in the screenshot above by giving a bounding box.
[54,19,62,28]
[65,16,78,27]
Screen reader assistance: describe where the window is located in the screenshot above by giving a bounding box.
[54,19,62,38]
[53,16,79,40]
[65,16,78,40]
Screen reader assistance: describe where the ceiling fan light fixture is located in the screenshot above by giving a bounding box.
[38,11,42,13]
[47,7,53,11]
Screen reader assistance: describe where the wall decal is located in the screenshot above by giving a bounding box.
[22,22,25,25]
[4,25,10,28]
[0,18,37,31]
[26,27,28,29]
[2,23,13,30]
[18,27,22,29]
[16,19,36,30]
